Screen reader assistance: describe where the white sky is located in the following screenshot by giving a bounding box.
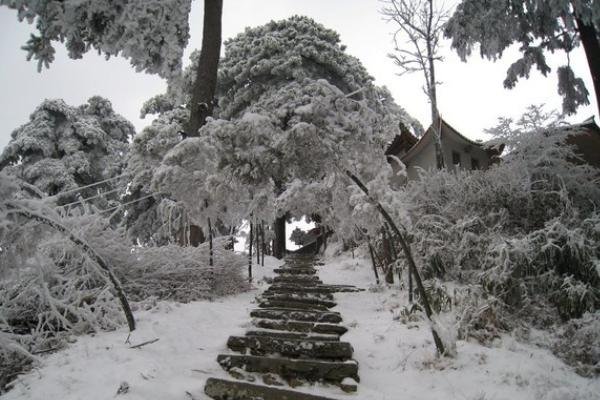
[0,0,598,151]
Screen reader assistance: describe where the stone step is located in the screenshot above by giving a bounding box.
[216,354,358,383]
[246,329,339,341]
[204,377,338,400]
[273,275,322,284]
[252,318,348,336]
[260,294,336,308]
[268,283,361,293]
[227,335,353,360]
[258,299,331,311]
[273,268,317,275]
[263,290,334,301]
[250,308,342,323]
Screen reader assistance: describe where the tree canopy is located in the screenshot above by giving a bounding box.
[1,0,193,78]
[132,16,420,247]
[143,16,421,239]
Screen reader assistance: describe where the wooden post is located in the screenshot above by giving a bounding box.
[256,220,260,265]
[248,221,253,282]
[260,221,266,266]
[382,227,394,284]
[207,217,213,267]
[368,242,380,284]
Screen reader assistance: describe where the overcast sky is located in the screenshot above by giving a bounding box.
[0,0,597,152]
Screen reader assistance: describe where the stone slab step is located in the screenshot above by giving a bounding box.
[273,275,322,284]
[263,290,334,301]
[216,354,358,383]
[227,335,353,360]
[250,308,342,323]
[273,268,317,275]
[259,294,337,308]
[258,299,331,311]
[268,284,361,293]
[204,377,338,400]
[252,319,348,336]
[246,329,339,341]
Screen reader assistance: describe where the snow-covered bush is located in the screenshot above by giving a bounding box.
[0,178,247,392]
[394,106,600,372]
[553,312,600,377]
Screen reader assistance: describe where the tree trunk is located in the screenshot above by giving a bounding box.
[345,171,446,356]
[576,17,600,118]
[272,215,286,259]
[426,0,445,170]
[185,0,223,137]
[7,204,135,331]
[428,57,445,169]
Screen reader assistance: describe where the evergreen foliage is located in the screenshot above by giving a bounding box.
[138,16,421,244]
[0,96,134,208]
[0,0,192,78]
[445,0,599,114]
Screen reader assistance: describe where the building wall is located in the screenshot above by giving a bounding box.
[405,137,438,180]
[403,135,491,180]
[441,135,491,171]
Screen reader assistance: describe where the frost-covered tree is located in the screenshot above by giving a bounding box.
[381,0,451,169]
[144,16,421,256]
[1,0,223,137]
[445,0,600,116]
[0,96,134,208]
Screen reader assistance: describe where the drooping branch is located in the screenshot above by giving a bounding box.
[5,203,136,331]
[344,171,446,355]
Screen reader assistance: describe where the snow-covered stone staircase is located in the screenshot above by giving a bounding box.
[204,254,361,400]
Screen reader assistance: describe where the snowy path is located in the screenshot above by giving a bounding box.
[2,252,599,400]
[204,253,362,399]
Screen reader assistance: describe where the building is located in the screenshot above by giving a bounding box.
[386,118,502,182]
[562,116,600,168]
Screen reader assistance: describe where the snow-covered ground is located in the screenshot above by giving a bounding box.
[319,252,600,400]
[3,250,599,400]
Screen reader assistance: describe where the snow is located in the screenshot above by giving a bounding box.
[318,251,600,400]
[3,251,599,400]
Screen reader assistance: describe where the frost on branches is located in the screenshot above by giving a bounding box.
[124,108,187,245]
[0,96,134,208]
[0,170,247,391]
[0,0,192,78]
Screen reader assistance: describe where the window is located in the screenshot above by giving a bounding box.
[471,158,480,170]
[452,151,461,167]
